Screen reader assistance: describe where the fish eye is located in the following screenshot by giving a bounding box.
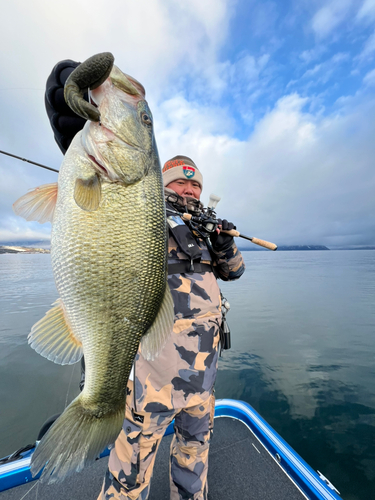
[141,113,152,125]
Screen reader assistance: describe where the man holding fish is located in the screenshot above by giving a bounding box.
[98,155,244,500]
[16,53,245,500]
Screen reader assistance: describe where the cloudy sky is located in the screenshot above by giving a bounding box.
[1,0,375,249]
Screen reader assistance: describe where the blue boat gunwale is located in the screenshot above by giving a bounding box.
[214,399,341,500]
[0,399,341,499]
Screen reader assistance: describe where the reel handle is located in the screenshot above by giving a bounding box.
[221,229,240,237]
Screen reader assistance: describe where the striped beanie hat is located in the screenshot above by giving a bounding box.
[162,155,203,190]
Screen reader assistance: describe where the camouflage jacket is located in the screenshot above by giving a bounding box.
[130,214,245,413]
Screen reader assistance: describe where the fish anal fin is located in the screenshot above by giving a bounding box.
[74,174,101,211]
[12,183,58,224]
[140,285,174,361]
[28,298,83,365]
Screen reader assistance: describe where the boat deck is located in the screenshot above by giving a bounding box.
[0,416,306,500]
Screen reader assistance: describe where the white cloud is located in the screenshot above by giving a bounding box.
[302,64,322,79]
[0,0,232,102]
[155,91,375,248]
[356,0,375,23]
[1,0,375,249]
[363,67,375,85]
[357,29,375,62]
[311,0,353,39]
[0,225,51,245]
[0,0,234,243]
[4,81,375,249]
[299,45,327,65]
[183,51,272,111]
[301,52,349,86]
[231,53,270,86]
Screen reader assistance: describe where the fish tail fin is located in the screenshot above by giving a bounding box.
[30,394,124,483]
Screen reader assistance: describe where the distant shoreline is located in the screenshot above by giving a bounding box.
[0,246,50,254]
[239,245,375,251]
[276,245,329,251]
[238,245,330,251]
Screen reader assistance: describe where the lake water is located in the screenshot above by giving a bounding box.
[0,251,374,500]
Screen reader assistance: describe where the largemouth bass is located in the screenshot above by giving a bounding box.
[13,53,173,483]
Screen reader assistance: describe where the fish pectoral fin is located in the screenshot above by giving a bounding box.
[74,174,101,211]
[28,298,83,365]
[12,183,58,224]
[140,285,174,361]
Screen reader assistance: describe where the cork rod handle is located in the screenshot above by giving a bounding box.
[221,230,277,251]
[250,237,278,251]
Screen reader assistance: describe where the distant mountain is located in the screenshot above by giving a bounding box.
[0,240,50,249]
[0,245,50,254]
[335,246,375,250]
[239,245,330,251]
[237,246,266,251]
[276,245,329,251]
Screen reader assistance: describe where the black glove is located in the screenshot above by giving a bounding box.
[45,59,87,154]
[210,219,236,251]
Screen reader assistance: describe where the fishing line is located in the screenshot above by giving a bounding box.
[0,150,59,173]
[17,478,39,500]
[0,88,44,91]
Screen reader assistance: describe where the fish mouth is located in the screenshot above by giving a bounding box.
[88,154,109,177]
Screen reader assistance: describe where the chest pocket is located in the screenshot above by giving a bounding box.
[167,215,202,264]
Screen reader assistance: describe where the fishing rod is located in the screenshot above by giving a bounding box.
[223,232,277,251]
[205,194,277,250]
[0,150,59,173]
[4,149,277,250]
[167,193,278,251]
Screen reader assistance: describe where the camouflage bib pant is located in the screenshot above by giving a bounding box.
[98,229,245,500]
[98,382,215,500]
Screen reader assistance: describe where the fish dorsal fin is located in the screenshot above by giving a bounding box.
[140,284,174,361]
[12,183,58,224]
[74,173,101,211]
[28,299,83,365]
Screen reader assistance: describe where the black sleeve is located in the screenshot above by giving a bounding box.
[45,59,87,154]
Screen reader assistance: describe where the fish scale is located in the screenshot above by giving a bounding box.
[52,140,166,406]
[13,56,174,482]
